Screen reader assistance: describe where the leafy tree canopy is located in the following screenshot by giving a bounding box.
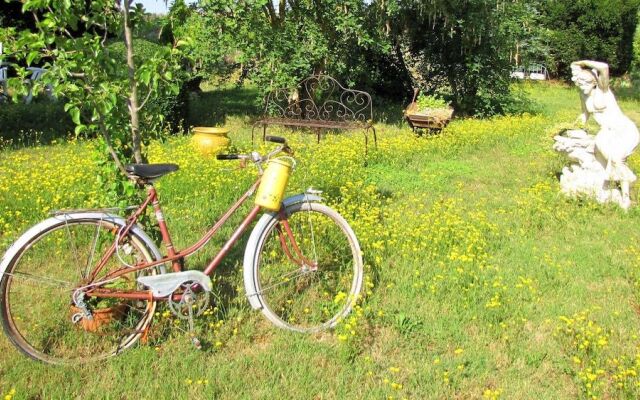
[539,0,640,77]
[182,0,385,92]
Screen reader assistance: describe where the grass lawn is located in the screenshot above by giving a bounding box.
[1,81,640,399]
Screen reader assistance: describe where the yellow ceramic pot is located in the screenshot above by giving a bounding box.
[192,127,231,156]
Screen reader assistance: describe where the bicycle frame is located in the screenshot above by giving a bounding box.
[86,177,308,302]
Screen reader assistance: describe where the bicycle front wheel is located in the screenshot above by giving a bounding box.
[0,216,158,364]
[250,202,363,332]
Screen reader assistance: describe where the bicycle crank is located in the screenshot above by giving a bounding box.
[167,280,211,350]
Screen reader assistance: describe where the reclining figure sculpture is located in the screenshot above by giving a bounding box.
[553,60,639,209]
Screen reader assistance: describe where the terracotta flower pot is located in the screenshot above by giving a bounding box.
[70,304,128,332]
[192,127,231,156]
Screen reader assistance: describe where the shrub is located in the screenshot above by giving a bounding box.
[632,12,640,83]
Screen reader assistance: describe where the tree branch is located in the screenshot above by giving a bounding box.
[101,18,109,47]
[31,11,40,25]
[98,114,128,176]
[136,88,154,112]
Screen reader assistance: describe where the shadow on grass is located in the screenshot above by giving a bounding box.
[0,100,75,147]
[187,86,262,127]
[373,96,407,125]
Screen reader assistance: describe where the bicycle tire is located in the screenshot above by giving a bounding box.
[248,202,363,332]
[0,216,159,364]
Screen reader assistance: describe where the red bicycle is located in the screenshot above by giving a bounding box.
[0,136,363,364]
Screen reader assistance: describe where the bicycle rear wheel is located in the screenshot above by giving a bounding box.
[249,202,363,332]
[0,217,158,364]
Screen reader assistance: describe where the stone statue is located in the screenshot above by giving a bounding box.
[553,60,639,209]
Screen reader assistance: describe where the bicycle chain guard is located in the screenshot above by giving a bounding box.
[136,270,212,297]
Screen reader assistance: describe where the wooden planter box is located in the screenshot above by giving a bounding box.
[404,103,454,131]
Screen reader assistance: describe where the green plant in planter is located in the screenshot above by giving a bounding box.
[416,93,450,111]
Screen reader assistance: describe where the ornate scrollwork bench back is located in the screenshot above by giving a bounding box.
[252,74,377,151]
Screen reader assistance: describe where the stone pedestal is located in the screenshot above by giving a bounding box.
[554,129,635,209]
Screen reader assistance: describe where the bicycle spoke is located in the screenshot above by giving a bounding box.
[63,218,83,280]
[84,218,103,279]
[304,204,319,263]
[258,268,315,294]
[4,271,75,289]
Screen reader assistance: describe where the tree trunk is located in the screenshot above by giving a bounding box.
[394,31,424,91]
[123,0,144,164]
[98,114,127,176]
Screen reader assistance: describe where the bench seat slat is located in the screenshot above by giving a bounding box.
[256,117,371,130]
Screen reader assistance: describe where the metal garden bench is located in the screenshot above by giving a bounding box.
[252,74,377,151]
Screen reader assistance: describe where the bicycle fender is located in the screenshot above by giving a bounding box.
[243,193,322,310]
[281,193,323,209]
[0,212,163,279]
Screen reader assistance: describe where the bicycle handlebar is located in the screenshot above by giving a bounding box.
[216,154,241,160]
[265,135,286,144]
[216,136,292,172]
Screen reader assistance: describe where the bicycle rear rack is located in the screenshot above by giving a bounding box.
[50,206,139,216]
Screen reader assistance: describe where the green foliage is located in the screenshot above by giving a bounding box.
[539,0,640,77]
[181,0,532,116]
[188,0,385,93]
[387,0,522,116]
[161,0,228,81]
[146,0,581,116]
[498,0,549,68]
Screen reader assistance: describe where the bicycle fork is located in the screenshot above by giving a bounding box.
[275,216,317,272]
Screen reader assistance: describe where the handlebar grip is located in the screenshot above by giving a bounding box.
[265,135,286,144]
[216,154,240,160]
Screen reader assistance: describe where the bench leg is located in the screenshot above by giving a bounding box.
[363,127,376,162]
[370,126,377,148]
[251,124,270,145]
